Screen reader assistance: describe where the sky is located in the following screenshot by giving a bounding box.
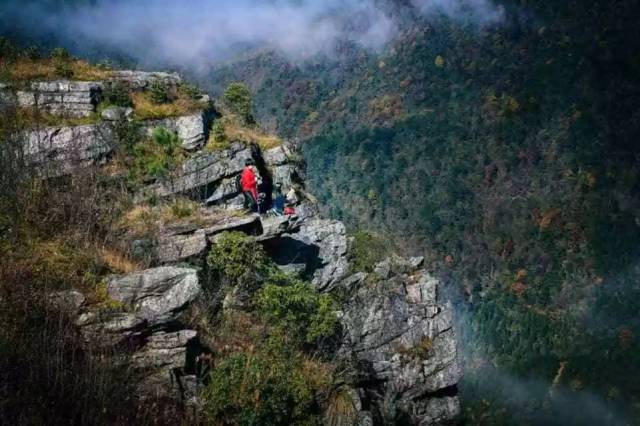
[1,0,504,69]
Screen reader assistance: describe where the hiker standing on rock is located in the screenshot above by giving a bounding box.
[240,159,259,212]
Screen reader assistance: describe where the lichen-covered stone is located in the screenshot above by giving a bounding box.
[283,219,349,291]
[340,271,462,425]
[107,266,200,326]
[24,123,113,176]
[145,112,209,151]
[145,143,252,199]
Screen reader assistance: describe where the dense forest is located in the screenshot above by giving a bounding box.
[207,1,640,424]
[2,0,640,424]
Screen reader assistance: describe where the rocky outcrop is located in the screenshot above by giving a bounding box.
[156,214,261,264]
[106,266,200,326]
[58,265,205,403]
[260,218,348,289]
[339,262,461,425]
[263,145,299,189]
[9,80,102,117]
[143,142,253,200]
[24,123,113,176]
[101,106,134,121]
[287,219,349,290]
[110,70,182,90]
[132,329,199,401]
[145,111,210,151]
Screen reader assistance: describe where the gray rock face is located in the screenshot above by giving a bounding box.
[256,215,301,242]
[76,311,146,346]
[340,269,461,425]
[285,219,349,291]
[73,267,202,403]
[132,330,198,401]
[10,80,102,117]
[101,106,133,121]
[110,70,182,90]
[107,266,201,326]
[157,230,208,264]
[272,164,297,189]
[145,143,252,199]
[156,214,260,264]
[145,112,209,151]
[263,145,289,166]
[24,124,113,176]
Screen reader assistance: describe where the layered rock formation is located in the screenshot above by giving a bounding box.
[339,261,461,424]
[24,123,113,175]
[33,73,461,425]
[73,266,201,402]
[5,80,102,117]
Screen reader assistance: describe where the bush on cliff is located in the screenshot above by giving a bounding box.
[148,78,174,104]
[202,335,330,426]
[223,82,254,124]
[348,229,389,273]
[256,278,338,345]
[131,127,184,181]
[206,231,269,288]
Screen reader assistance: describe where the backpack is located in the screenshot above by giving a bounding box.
[235,173,243,193]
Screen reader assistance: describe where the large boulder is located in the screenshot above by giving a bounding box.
[144,143,253,199]
[263,218,348,290]
[107,266,201,326]
[101,106,133,121]
[132,329,199,402]
[145,112,209,151]
[340,270,462,425]
[24,123,113,176]
[156,214,261,263]
[287,219,349,291]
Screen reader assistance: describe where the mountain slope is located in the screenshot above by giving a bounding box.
[207,1,640,423]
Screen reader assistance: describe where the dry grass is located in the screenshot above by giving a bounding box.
[97,247,140,274]
[324,387,359,426]
[15,107,100,128]
[118,204,159,236]
[1,58,112,82]
[132,91,205,120]
[224,118,283,150]
[206,111,283,152]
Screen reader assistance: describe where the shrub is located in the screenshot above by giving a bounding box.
[202,336,328,425]
[0,37,17,59]
[148,79,173,104]
[102,81,133,107]
[167,198,196,219]
[206,231,268,287]
[131,127,183,181]
[51,47,74,78]
[50,47,71,62]
[179,82,201,100]
[211,120,226,143]
[256,278,338,344]
[24,46,41,61]
[348,230,388,273]
[112,118,142,154]
[223,82,254,123]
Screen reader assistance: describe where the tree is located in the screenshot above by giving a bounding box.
[223,82,254,124]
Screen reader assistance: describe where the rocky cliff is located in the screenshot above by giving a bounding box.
[10,72,461,425]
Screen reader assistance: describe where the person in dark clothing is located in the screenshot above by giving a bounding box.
[272,182,286,215]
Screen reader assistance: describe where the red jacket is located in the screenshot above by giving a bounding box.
[240,166,258,200]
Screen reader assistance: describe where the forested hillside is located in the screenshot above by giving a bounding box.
[207,1,640,424]
[3,0,640,424]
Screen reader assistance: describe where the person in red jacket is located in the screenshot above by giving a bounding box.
[240,159,259,211]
